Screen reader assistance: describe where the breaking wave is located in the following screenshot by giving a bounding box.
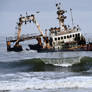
[0,56,92,72]
[71,57,92,72]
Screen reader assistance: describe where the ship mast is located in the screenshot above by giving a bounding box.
[56,3,67,31]
[70,8,74,28]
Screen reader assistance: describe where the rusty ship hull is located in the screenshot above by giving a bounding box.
[28,43,92,52]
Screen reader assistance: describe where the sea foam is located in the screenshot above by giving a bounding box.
[0,76,92,90]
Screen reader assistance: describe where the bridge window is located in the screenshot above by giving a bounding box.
[70,35,72,38]
[73,34,75,37]
[55,38,57,41]
[78,33,80,37]
[58,37,60,40]
[64,36,66,39]
[61,37,63,40]
[75,34,77,37]
[67,35,69,38]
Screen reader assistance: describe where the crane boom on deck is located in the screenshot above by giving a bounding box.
[15,14,44,46]
[6,14,44,51]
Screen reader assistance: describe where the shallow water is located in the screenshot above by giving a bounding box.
[0,36,92,92]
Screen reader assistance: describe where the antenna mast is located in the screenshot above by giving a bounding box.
[70,8,74,27]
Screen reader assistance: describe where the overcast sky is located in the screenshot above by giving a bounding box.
[0,0,92,37]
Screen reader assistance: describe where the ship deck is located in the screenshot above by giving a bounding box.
[6,34,42,42]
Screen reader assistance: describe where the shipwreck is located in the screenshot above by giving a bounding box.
[6,3,92,52]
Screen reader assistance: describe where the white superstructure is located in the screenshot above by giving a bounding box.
[48,3,82,49]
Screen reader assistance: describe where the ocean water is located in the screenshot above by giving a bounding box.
[0,36,92,92]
